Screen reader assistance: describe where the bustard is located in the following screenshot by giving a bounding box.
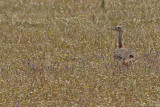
[110,26,136,71]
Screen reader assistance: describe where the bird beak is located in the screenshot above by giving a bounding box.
[108,27,116,30]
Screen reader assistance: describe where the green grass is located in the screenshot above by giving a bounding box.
[0,0,160,106]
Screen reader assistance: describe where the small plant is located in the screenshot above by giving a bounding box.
[101,0,105,9]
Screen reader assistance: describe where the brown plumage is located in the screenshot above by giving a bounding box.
[111,26,136,70]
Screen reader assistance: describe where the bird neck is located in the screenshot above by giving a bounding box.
[118,31,123,48]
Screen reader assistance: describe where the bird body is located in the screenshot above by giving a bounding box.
[114,48,136,66]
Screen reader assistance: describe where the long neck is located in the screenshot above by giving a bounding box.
[118,31,123,48]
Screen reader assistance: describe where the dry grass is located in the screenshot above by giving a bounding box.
[0,0,160,106]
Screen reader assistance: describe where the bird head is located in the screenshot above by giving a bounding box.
[110,26,123,32]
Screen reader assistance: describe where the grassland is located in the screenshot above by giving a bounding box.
[0,0,160,106]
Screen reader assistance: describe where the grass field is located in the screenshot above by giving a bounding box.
[0,0,160,106]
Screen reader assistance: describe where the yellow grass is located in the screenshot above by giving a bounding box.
[0,0,160,106]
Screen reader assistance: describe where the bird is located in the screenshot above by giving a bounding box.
[110,26,136,71]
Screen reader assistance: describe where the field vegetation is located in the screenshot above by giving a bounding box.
[0,0,160,106]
